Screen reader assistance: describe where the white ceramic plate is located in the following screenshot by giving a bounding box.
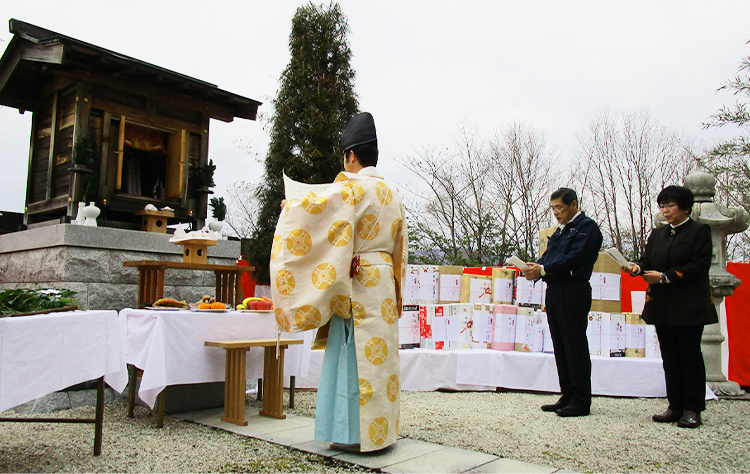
[238,309,274,313]
[191,308,229,313]
[144,306,183,311]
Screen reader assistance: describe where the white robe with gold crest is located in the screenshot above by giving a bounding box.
[270,167,408,452]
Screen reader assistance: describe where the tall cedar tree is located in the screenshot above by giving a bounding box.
[249,2,358,283]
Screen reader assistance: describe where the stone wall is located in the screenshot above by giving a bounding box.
[0,224,243,310]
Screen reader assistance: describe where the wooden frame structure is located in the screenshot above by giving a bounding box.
[0,19,261,229]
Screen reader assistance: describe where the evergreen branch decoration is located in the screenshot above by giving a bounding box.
[192,159,217,188]
[0,288,79,317]
[210,196,227,221]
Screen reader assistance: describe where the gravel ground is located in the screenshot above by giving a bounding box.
[0,400,373,473]
[286,390,750,474]
[1,390,749,473]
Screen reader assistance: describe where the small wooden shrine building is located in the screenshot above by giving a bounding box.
[0,19,260,229]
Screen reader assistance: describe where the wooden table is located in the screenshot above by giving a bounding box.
[205,338,304,426]
[123,260,255,307]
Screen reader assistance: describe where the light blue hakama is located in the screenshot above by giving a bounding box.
[314,314,361,444]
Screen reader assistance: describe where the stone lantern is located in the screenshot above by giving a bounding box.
[683,171,749,395]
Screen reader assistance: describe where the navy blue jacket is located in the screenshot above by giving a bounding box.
[537,212,603,285]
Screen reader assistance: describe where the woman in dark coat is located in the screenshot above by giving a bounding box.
[624,185,717,428]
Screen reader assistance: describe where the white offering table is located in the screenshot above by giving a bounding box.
[119,308,312,410]
[0,310,127,455]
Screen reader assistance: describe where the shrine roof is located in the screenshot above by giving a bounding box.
[0,19,261,122]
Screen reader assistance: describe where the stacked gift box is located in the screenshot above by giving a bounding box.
[399,255,661,359]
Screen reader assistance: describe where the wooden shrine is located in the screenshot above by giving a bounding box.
[0,19,261,229]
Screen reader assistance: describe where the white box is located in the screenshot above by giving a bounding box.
[645,325,662,359]
[514,307,534,352]
[471,304,494,345]
[399,304,420,348]
[609,313,626,357]
[515,278,544,306]
[586,312,603,356]
[531,310,545,352]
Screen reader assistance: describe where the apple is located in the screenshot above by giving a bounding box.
[257,300,270,310]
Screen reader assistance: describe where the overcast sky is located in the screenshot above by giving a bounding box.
[0,0,748,215]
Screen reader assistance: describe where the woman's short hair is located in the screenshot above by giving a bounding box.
[657,185,694,214]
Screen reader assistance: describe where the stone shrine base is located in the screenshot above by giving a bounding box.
[0,224,242,311]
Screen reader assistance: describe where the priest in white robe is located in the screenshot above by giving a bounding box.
[270,112,408,452]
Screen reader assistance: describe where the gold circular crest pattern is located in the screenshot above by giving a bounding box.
[311,263,337,290]
[286,229,312,257]
[329,294,351,318]
[376,181,393,205]
[368,417,389,446]
[270,234,282,259]
[274,308,291,332]
[294,305,322,331]
[386,374,400,402]
[356,261,381,288]
[275,269,295,296]
[380,251,392,264]
[351,300,366,327]
[391,217,402,240]
[341,181,365,206]
[301,192,327,214]
[381,298,398,324]
[357,214,380,241]
[359,378,373,406]
[364,337,388,365]
[327,220,353,247]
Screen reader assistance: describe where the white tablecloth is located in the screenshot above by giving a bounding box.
[0,310,128,412]
[454,349,668,397]
[297,348,674,398]
[119,308,312,408]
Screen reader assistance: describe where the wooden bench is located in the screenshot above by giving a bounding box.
[205,338,303,426]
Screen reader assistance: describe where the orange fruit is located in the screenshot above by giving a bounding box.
[199,303,212,309]
[211,302,226,310]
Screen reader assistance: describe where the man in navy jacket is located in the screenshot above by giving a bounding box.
[524,188,602,417]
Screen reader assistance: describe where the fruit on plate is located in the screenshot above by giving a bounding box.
[236,296,273,310]
[197,295,216,306]
[211,302,226,310]
[199,303,212,309]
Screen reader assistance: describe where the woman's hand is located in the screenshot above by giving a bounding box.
[622,263,639,275]
[280,199,287,210]
[641,270,663,284]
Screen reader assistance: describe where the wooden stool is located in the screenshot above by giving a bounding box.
[205,338,303,425]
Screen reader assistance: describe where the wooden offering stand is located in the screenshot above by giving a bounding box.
[135,209,175,233]
[174,238,217,264]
